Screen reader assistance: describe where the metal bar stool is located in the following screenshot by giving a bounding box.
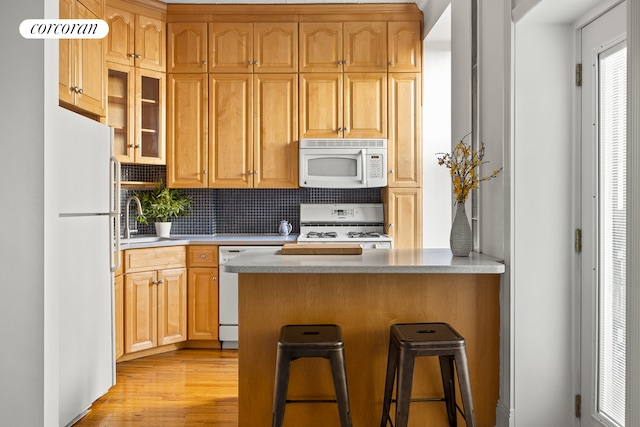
[272,324,352,427]
[380,322,475,427]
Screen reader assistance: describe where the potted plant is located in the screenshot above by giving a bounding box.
[135,181,192,238]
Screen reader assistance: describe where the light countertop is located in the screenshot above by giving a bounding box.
[224,247,505,274]
[119,234,298,249]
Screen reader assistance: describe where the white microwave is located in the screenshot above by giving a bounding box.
[299,139,387,188]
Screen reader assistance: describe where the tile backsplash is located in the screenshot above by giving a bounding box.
[120,164,381,236]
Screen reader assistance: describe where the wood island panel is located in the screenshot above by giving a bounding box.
[238,272,500,427]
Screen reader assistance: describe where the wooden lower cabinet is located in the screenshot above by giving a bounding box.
[122,247,187,356]
[187,268,219,340]
[124,267,187,353]
[187,245,219,341]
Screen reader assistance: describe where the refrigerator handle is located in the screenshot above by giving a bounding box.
[110,155,122,273]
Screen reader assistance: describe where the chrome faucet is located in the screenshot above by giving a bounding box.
[124,196,143,239]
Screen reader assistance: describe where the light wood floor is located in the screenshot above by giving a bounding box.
[75,349,239,426]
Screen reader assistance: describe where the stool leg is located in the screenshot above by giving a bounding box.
[272,349,292,427]
[329,350,352,427]
[395,348,416,427]
[380,339,399,427]
[439,355,457,427]
[454,348,476,427]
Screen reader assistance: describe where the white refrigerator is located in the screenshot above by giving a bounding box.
[52,107,120,426]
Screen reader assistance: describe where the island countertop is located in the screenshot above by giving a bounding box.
[225,247,505,274]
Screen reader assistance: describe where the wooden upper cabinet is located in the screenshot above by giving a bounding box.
[253,23,298,73]
[208,23,253,73]
[299,73,342,139]
[166,73,209,188]
[343,22,387,72]
[300,72,386,139]
[388,21,422,72]
[59,0,105,117]
[344,72,387,138]
[208,74,253,188]
[105,6,134,66]
[136,15,166,71]
[105,5,165,71]
[167,22,208,73]
[208,23,297,73]
[300,22,386,72]
[299,22,342,72]
[253,74,298,188]
[383,187,423,249]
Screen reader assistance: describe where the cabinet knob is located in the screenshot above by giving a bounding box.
[248,170,253,175]
[344,127,349,132]
[128,144,136,148]
[134,144,141,149]
[343,59,349,64]
[389,169,394,174]
[202,60,207,65]
[212,276,217,281]
[253,170,258,174]
[136,54,142,59]
[389,223,394,228]
[338,127,343,131]
[200,254,206,259]
[389,61,394,66]
[253,60,259,65]
[248,60,253,65]
[337,60,343,65]
[128,53,136,58]
[203,169,208,174]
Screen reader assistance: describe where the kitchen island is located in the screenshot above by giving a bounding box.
[226,248,504,427]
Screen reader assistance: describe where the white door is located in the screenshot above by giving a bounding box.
[580,2,627,426]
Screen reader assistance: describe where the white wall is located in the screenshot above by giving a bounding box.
[423,7,452,248]
[513,21,575,426]
[0,0,47,425]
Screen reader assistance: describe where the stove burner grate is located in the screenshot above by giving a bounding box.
[306,231,338,239]
[347,231,382,239]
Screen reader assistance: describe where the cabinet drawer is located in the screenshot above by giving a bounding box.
[188,245,218,267]
[124,246,186,273]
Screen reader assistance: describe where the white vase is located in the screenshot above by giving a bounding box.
[450,203,472,256]
[155,222,172,238]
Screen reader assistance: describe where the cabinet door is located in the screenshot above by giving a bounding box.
[343,22,387,72]
[124,271,157,353]
[167,22,207,73]
[388,21,422,72]
[136,14,166,72]
[344,72,386,138]
[388,72,421,186]
[105,6,135,66]
[75,1,105,116]
[383,187,422,249]
[254,74,298,188]
[209,74,253,188]
[188,267,219,340]
[166,73,208,188]
[299,22,342,72]
[136,68,165,164]
[299,73,342,139]
[114,273,124,360]
[253,23,298,73]
[209,23,253,73]
[107,63,135,163]
[157,268,187,346]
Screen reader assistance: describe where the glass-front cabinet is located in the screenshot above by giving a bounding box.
[107,63,165,165]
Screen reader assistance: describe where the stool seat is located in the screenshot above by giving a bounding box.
[380,322,475,427]
[272,324,352,427]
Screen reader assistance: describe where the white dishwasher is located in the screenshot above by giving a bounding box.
[218,246,280,349]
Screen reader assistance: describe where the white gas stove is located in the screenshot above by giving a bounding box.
[297,203,393,249]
